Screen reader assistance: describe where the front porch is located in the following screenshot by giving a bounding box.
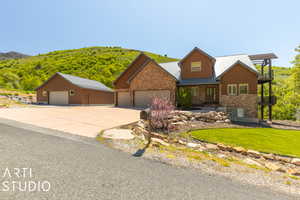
[177,84,219,106]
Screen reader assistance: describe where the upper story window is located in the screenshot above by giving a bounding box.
[191,61,202,72]
[239,84,248,94]
[227,84,237,96]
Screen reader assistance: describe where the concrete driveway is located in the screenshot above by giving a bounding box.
[0,106,140,137]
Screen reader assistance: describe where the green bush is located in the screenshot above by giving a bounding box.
[177,87,192,108]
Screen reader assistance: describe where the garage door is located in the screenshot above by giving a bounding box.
[134,90,170,108]
[117,92,131,107]
[49,91,69,105]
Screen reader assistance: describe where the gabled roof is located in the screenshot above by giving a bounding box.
[179,47,216,65]
[214,54,258,79]
[127,59,178,83]
[159,61,181,80]
[36,72,113,92]
[113,52,149,85]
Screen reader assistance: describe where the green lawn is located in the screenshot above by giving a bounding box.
[189,128,300,157]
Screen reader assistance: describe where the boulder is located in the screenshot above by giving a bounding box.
[264,162,281,171]
[262,153,275,160]
[233,146,246,153]
[205,143,219,151]
[276,156,292,163]
[246,150,261,158]
[151,138,170,146]
[217,143,231,151]
[178,140,187,145]
[102,129,135,140]
[243,158,263,167]
[291,158,300,166]
[186,142,201,148]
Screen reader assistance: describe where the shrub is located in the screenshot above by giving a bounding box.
[177,87,192,108]
[149,97,174,133]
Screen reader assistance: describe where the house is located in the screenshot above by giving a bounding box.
[114,47,277,120]
[36,72,114,105]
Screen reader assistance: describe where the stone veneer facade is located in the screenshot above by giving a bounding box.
[219,94,258,118]
[129,60,177,105]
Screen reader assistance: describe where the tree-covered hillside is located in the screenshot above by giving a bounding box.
[0,46,177,91]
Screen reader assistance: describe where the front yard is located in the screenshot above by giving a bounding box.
[189,128,300,157]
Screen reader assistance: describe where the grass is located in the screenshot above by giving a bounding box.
[189,128,300,158]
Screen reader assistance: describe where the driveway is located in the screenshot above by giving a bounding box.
[0,106,140,137]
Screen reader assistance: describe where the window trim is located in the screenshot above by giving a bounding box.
[227,84,237,96]
[239,83,249,95]
[190,61,202,72]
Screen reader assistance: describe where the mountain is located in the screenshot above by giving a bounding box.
[0,46,178,91]
[0,51,30,60]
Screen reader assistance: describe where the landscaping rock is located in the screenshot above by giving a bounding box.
[205,143,218,151]
[186,142,201,148]
[233,146,246,153]
[178,140,187,145]
[246,150,261,158]
[217,143,231,151]
[291,158,300,166]
[243,158,263,167]
[264,162,281,171]
[276,156,292,163]
[102,129,135,140]
[262,153,275,160]
[151,138,170,146]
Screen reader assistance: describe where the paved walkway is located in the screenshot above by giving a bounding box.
[0,106,140,137]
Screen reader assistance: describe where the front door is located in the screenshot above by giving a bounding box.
[205,87,217,103]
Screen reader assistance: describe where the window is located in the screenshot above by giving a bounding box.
[69,90,75,96]
[191,87,198,97]
[227,84,237,96]
[191,61,202,72]
[42,91,47,97]
[239,84,248,94]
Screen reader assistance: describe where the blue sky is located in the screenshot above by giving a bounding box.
[1,0,299,67]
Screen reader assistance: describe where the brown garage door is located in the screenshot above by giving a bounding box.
[117,92,131,107]
[134,90,170,108]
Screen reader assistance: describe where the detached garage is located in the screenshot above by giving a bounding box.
[36,72,114,105]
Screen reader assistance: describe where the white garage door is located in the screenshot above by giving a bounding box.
[117,92,131,107]
[134,90,170,108]
[49,91,69,105]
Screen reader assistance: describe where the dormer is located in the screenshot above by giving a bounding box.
[179,47,215,79]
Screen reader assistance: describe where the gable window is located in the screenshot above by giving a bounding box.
[239,84,248,94]
[227,84,237,96]
[191,87,198,97]
[191,61,202,72]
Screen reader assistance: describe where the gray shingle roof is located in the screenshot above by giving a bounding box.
[159,61,181,79]
[58,72,113,92]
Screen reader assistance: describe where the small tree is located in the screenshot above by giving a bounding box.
[149,97,174,133]
[177,87,192,108]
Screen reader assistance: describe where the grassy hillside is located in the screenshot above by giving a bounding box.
[0,46,178,91]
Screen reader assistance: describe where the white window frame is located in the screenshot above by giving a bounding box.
[227,84,237,96]
[239,83,249,95]
[191,87,198,97]
[191,61,202,72]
